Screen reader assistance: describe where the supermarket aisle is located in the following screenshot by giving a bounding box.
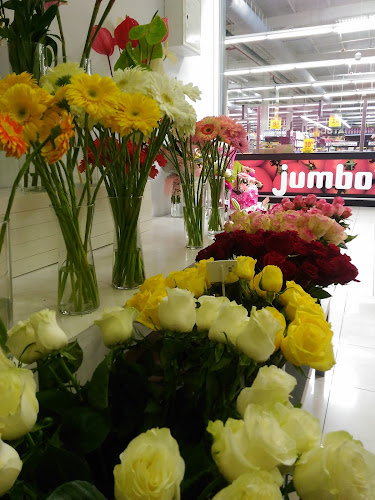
[303,206,375,453]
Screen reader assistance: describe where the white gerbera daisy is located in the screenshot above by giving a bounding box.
[148,73,190,123]
[113,67,153,94]
[40,62,83,90]
[176,81,201,102]
[174,102,197,137]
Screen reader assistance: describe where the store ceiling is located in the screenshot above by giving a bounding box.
[225,0,375,129]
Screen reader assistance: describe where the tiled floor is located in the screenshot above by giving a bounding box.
[302,206,375,454]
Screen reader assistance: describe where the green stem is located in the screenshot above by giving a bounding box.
[81,0,116,65]
[59,356,82,399]
[25,432,35,448]
[56,7,67,63]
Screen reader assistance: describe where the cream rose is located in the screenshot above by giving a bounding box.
[207,404,297,483]
[237,366,297,416]
[196,296,230,332]
[0,367,39,440]
[236,307,282,362]
[208,302,248,345]
[0,349,15,370]
[294,431,375,500]
[6,309,68,363]
[95,307,138,348]
[0,437,22,496]
[158,288,196,332]
[113,427,185,500]
[212,471,282,500]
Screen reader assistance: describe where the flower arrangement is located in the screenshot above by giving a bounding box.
[193,115,249,234]
[227,164,259,210]
[226,207,349,246]
[270,194,353,228]
[196,230,358,295]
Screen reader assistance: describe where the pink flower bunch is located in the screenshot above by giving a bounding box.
[193,115,249,153]
[271,195,352,226]
[226,209,348,246]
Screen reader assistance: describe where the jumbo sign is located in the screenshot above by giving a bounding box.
[235,157,375,197]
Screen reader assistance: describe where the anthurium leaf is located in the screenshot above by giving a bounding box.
[150,41,163,60]
[87,352,113,409]
[145,15,167,45]
[114,48,130,71]
[129,23,149,41]
[46,481,106,500]
[126,41,142,67]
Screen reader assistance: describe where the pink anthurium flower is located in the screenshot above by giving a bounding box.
[43,0,66,10]
[91,25,115,56]
[161,17,169,42]
[114,16,139,49]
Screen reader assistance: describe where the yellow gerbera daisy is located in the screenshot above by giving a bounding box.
[65,73,119,122]
[40,62,84,90]
[0,72,38,96]
[111,93,161,137]
[41,110,75,164]
[0,84,49,142]
[0,114,28,158]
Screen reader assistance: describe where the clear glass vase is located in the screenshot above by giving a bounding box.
[109,196,145,290]
[56,204,99,315]
[207,176,229,236]
[0,218,13,330]
[182,183,206,250]
[170,195,183,218]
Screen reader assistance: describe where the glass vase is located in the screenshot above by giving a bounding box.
[207,176,229,236]
[170,195,183,218]
[182,183,206,250]
[109,196,145,290]
[0,218,13,330]
[56,204,99,315]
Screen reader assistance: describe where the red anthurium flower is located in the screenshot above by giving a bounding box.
[114,16,139,49]
[161,17,169,42]
[91,25,115,56]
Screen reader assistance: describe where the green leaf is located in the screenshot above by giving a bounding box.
[114,49,130,71]
[46,481,106,500]
[214,343,224,363]
[87,352,112,410]
[150,41,163,60]
[145,15,167,45]
[126,41,142,67]
[37,389,77,414]
[308,287,332,300]
[129,23,149,41]
[61,406,110,454]
[0,316,7,350]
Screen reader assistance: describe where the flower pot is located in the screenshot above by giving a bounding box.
[109,196,145,290]
[56,204,99,315]
[0,217,13,330]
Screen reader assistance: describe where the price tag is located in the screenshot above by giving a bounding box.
[270,118,282,130]
[206,260,236,283]
[329,115,341,128]
[302,138,314,153]
[313,128,320,137]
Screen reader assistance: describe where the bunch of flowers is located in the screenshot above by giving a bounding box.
[226,207,349,246]
[196,230,358,293]
[193,115,249,234]
[271,194,353,228]
[226,164,259,210]
[1,300,370,499]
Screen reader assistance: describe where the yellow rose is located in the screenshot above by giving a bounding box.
[0,438,22,497]
[294,431,375,500]
[250,266,283,298]
[212,471,283,500]
[249,273,266,298]
[126,290,167,330]
[139,274,166,294]
[194,258,214,289]
[234,256,257,280]
[281,310,335,371]
[113,427,185,500]
[279,281,323,321]
[165,268,205,298]
[265,307,286,350]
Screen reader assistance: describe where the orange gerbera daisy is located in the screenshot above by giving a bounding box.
[193,116,220,144]
[0,114,28,158]
[41,110,75,164]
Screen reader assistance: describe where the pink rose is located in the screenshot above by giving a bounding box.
[334,204,345,217]
[315,198,327,210]
[305,194,317,206]
[321,203,335,217]
[332,196,345,205]
[341,207,352,218]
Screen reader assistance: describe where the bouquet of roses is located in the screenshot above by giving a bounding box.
[270,194,353,229]
[196,230,359,296]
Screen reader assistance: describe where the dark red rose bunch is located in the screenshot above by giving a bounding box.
[196,229,358,290]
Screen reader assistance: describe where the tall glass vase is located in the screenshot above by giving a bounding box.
[109,196,145,290]
[182,182,206,250]
[56,204,99,315]
[207,176,228,236]
[0,218,13,330]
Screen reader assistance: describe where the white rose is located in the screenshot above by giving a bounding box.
[0,367,39,440]
[196,296,230,332]
[237,366,297,416]
[114,427,185,500]
[273,403,321,456]
[0,437,22,497]
[0,349,15,370]
[95,307,138,348]
[158,288,196,332]
[236,307,281,362]
[208,302,248,345]
[294,431,375,500]
[212,470,283,500]
[6,309,68,363]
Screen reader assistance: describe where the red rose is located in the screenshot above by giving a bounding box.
[263,251,287,267]
[264,231,296,254]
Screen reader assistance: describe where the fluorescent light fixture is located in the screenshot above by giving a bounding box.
[335,114,351,129]
[224,34,267,45]
[334,15,375,34]
[301,116,332,131]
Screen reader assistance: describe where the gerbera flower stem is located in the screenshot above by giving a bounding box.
[56,7,67,63]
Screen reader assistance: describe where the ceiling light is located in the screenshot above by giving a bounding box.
[301,116,332,131]
[334,15,375,34]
